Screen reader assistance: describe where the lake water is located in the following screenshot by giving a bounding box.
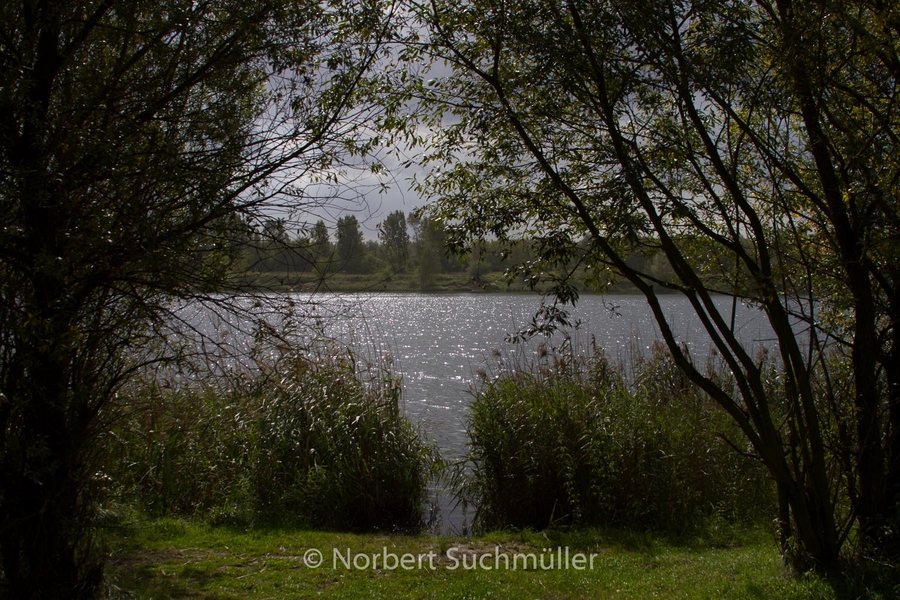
[185,292,776,532]
[283,292,776,533]
[307,293,771,453]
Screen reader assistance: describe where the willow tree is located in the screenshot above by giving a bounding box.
[0,0,392,595]
[388,0,899,568]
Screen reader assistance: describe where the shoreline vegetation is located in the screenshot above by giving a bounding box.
[100,334,898,598]
[232,270,685,295]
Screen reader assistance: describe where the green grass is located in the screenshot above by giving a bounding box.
[231,270,656,294]
[103,519,857,599]
[237,271,528,293]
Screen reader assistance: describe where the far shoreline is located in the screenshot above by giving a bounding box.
[228,270,687,296]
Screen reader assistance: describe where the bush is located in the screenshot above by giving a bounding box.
[458,341,774,534]
[101,346,440,531]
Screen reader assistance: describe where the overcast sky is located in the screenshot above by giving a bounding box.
[289,150,428,240]
[270,55,457,240]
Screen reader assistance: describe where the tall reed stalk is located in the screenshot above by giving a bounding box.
[102,344,440,531]
[457,339,774,535]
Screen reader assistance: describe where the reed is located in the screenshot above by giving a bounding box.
[251,349,440,530]
[102,345,440,531]
[457,339,774,535]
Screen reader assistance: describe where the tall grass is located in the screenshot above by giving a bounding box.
[101,344,440,531]
[457,339,774,535]
[251,351,439,530]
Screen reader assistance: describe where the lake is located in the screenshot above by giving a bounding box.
[185,292,776,532]
[304,293,771,453]
[285,292,776,532]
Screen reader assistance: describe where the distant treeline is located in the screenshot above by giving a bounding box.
[234,210,756,294]
[237,211,460,287]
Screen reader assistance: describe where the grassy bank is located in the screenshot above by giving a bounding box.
[102,518,863,599]
[233,270,532,293]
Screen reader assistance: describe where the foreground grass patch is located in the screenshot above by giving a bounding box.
[103,520,853,599]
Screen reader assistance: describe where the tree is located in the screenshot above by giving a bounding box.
[391,0,899,569]
[336,214,367,272]
[409,213,446,289]
[307,219,335,279]
[0,0,391,595]
[311,220,333,259]
[256,219,292,272]
[379,209,410,272]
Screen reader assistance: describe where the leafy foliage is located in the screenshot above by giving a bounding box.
[380,0,900,569]
[336,214,367,273]
[379,209,411,272]
[0,0,394,594]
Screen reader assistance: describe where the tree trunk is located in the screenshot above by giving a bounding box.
[768,444,841,570]
[775,0,889,553]
[854,306,888,550]
[0,357,102,598]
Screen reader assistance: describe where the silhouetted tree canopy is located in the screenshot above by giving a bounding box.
[0,0,392,594]
[382,0,900,569]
